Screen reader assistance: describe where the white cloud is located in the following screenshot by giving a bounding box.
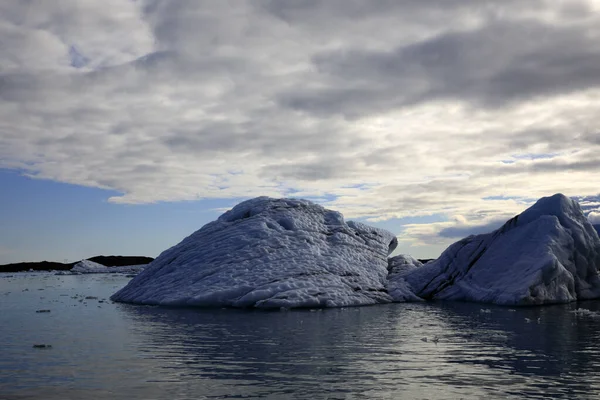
[589,211,600,225]
[1,0,600,250]
[0,0,154,72]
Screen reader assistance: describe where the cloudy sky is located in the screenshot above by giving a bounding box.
[1,0,600,264]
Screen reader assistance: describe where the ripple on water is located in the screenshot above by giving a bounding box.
[2,273,600,399]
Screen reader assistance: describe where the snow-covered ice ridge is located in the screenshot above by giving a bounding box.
[112,197,399,308]
[112,193,600,308]
[400,193,600,305]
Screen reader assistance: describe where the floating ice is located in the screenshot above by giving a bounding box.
[386,254,424,302]
[571,308,600,318]
[112,197,398,308]
[403,194,600,305]
[70,259,146,274]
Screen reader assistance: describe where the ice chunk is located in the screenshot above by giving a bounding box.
[571,308,600,318]
[386,254,424,302]
[70,259,146,274]
[112,197,398,309]
[71,260,108,273]
[404,194,600,305]
[388,254,423,276]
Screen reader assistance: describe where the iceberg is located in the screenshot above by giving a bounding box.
[112,197,398,309]
[69,259,146,274]
[71,260,109,273]
[403,194,600,305]
[386,255,424,302]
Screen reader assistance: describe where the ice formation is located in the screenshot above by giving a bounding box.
[112,197,398,308]
[403,194,600,305]
[69,259,146,274]
[386,255,424,301]
[571,308,600,318]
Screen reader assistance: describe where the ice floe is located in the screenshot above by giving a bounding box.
[571,308,600,318]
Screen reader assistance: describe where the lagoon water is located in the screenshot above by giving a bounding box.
[2,273,600,399]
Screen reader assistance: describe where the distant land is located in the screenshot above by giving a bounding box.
[0,256,154,273]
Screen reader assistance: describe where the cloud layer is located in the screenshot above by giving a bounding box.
[1,0,600,248]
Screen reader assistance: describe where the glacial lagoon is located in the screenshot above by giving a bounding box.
[2,273,600,399]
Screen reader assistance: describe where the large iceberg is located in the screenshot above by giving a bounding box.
[112,197,398,308]
[401,194,600,305]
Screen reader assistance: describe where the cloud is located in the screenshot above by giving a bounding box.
[1,0,600,250]
[280,17,600,117]
[437,219,507,238]
[589,212,600,225]
[0,1,154,72]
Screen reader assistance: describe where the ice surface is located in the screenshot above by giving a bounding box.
[386,255,424,301]
[70,260,146,274]
[388,254,423,275]
[112,197,398,308]
[112,193,600,309]
[71,260,107,273]
[571,308,600,318]
[403,194,600,305]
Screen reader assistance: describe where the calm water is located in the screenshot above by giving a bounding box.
[2,273,600,399]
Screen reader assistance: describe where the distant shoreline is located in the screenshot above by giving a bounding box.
[0,255,153,273]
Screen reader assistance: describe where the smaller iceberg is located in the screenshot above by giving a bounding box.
[68,259,146,275]
[386,255,423,302]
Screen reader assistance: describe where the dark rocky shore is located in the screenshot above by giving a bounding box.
[0,256,153,273]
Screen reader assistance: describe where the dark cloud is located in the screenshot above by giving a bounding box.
[438,219,507,238]
[450,153,600,179]
[1,0,600,231]
[261,0,541,25]
[279,20,600,117]
[574,195,600,214]
[159,113,371,161]
[260,160,351,181]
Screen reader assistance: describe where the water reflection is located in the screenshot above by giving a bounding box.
[117,301,600,399]
[424,301,600,398]
[3,274,600,399]
[120,304,420,399]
